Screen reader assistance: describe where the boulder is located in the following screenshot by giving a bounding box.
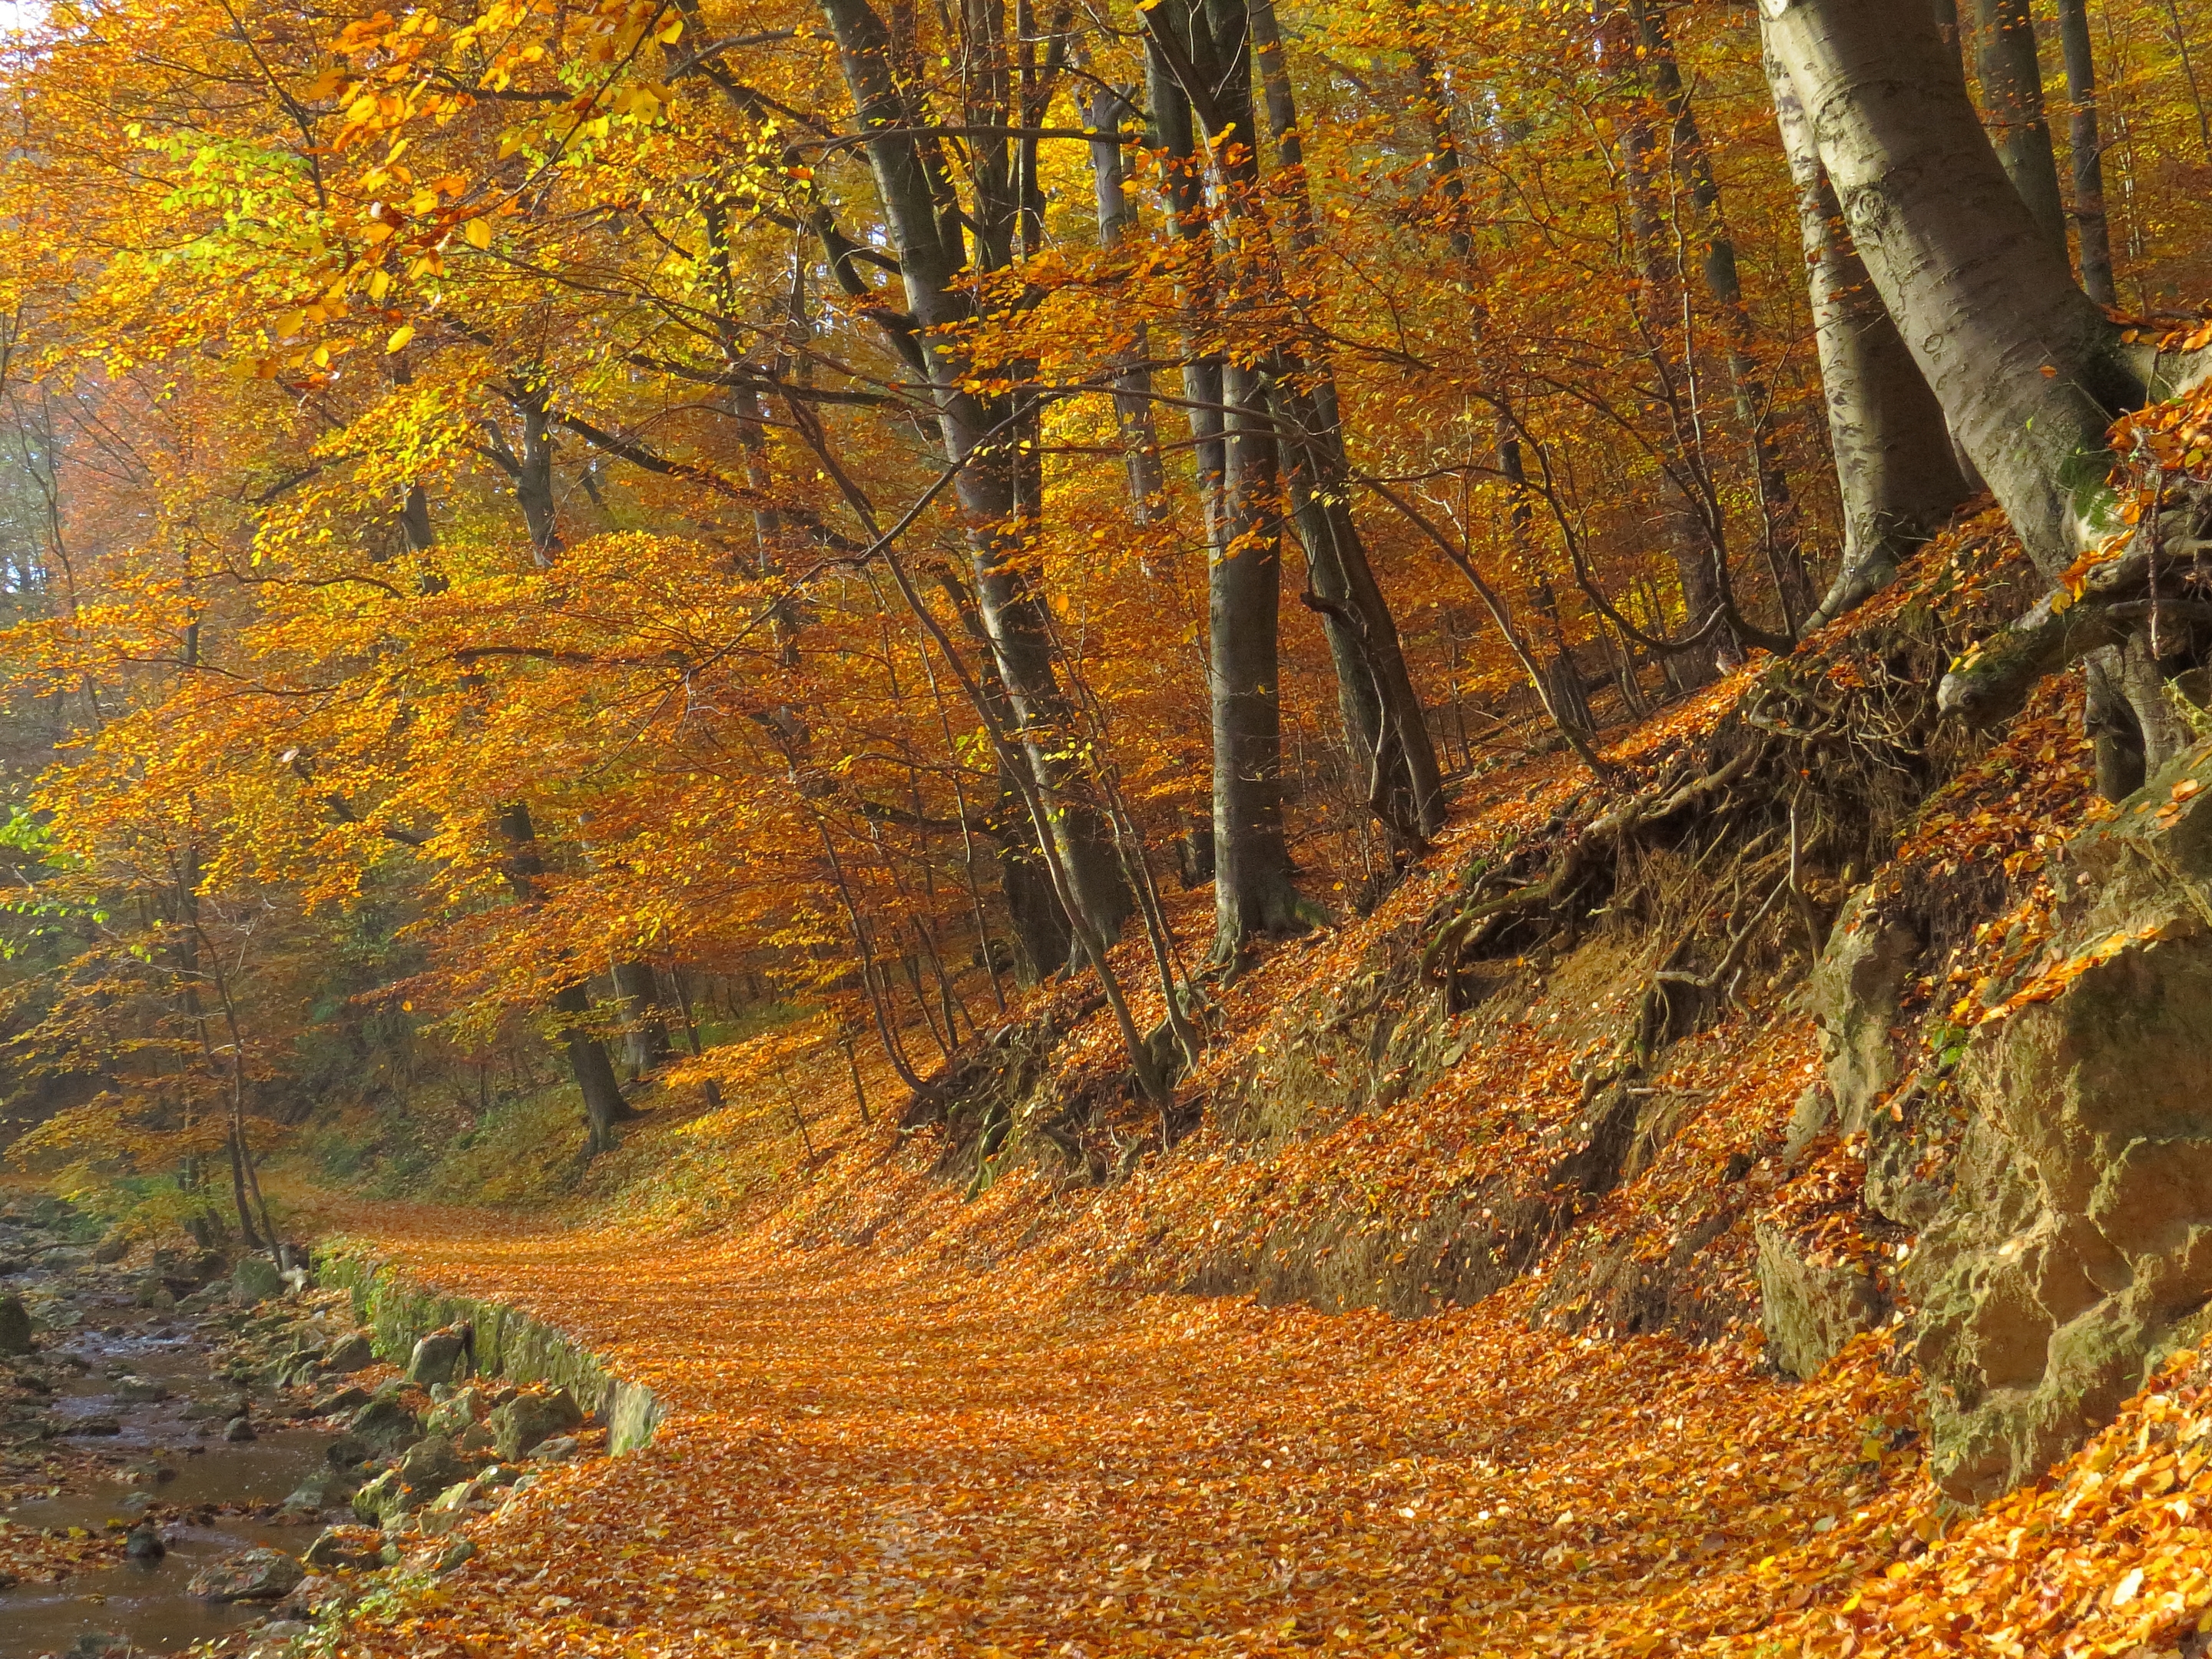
[324,1434,371,1469]
[124,1523,164,1560]
[309,1384,372,1419]
[489,1389,581,1461]
[132,1277,176,1310]
[1803,890,1920,1137]
[1755,1224,1889,1381]
[345,1389,419,1453]
[113,1375,167,1403]
[320,1332,373,1374]
[0,1294,32,1356]
[91,1231,131,1265]
[187,1545,304,1602]
[424,1387,482,1439]
[282,1468,353,1512]
[224,1416,257,1442]
[527,1435,579,1464]
[1905,740,2212,1500]
[396,1433,465,1492]
[405,1326,471,1386]
[301,1527,386,1571]
[67,1415,122,1436]
[349,1467,407,1524]
[231,1256,284,1303]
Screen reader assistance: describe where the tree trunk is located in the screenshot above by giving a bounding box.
[498,803,635,1154]
[1764,0,2132,583]
[1243,0,1446,844]
[1764,20,1970,624]
[1628,0,1815,631]
[1211,356,1309,955]
[2054,0,2117,307]
[1966,0,2069,261]
[1146,0,1313,955]
[1079,81,1167,525]
[1146,33,1228,560]
[610,961,673,1077]
[817,0,1132,948]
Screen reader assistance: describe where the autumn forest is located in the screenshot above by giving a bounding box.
[7,0,2212,1652]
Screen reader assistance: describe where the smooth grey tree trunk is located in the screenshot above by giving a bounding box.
[1629,0,1815,632]
[1764,23,1970,624]
[818,0,1133,946]
[1078,82,1167,525]
[1763,0,2132,583]
[1244,0,1445,843]
[610,961,673,1077]
[2055,0,2118,307]
[1145,0,1313,954]
[1144,49,1229,561]
[1967,0,2070,261]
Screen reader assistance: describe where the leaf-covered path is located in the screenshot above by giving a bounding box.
[329,1207,1924,1657]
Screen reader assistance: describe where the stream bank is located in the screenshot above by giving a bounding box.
[0,1204,662,1659]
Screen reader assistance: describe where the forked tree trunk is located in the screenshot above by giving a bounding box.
[1246,0,1445,846]
[1764,23,1970,624]
[610,961,673,1077]
[1767,0,2210,791]
[1763,0,2133,581]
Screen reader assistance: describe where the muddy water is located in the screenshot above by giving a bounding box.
[0,1250,346,1657]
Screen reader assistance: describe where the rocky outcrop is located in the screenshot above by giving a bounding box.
[1756,1224,1889,1380]
[1896,741,2212,1501]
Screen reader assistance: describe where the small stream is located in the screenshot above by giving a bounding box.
[0,1217,349,1659]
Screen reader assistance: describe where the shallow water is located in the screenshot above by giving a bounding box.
[0,1264,345,1656]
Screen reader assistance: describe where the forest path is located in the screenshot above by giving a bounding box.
[321,1205,1906,1657]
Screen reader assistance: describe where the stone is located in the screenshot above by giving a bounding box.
[435,1538,477,1573]
[232,1256,286,1303]
[275,1572,349,1620]
[396,1433,465,1494]
[349,1468,406,1524]
[225,1416,257,1442]
[310,1384,371,1419]
[456,1422,495,1455]
[65,1634,129,1659]
[91,1231,131,1265]
[124,1523,164,1559]
[1756,1223,1889,1381]
[0,1294,31,1356]
[345,1389,419,1453]
[282,1469,353,1512]
[67,1415,122,1436]
[187,1545,304,1602]
[527,1435,578,1464]
[424,1386,482,1438]
[301,1527,384,1571]
[320,1332,373,1374]
[1903,739,2212,1500]
[325,1434,371,1469]
[489,1389,581,1461]
[1805,889,1920,1135]
[113,1375,167,1403]
[404,1326,471,1387]
[133,1277,177,1310]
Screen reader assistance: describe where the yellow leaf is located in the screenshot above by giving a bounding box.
[464,217,492,249]
[273,309,306,339]
[386,324,416,353]
[367,269,392,300]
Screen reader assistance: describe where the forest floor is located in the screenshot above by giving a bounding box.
[278,528,2212,1658]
